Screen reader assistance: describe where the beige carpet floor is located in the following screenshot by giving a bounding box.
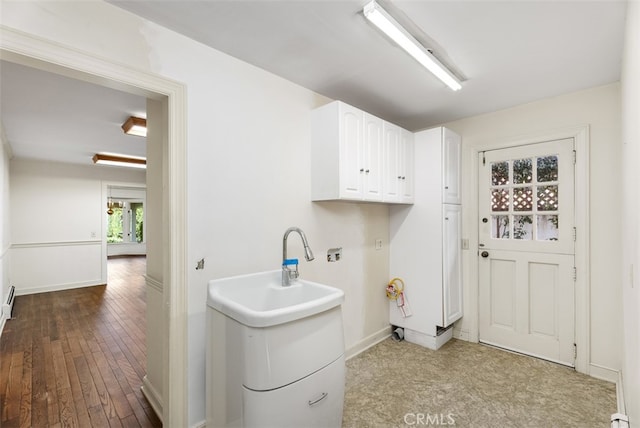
[343,338,616,428]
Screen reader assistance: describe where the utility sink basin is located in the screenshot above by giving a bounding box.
[207,270,344,327]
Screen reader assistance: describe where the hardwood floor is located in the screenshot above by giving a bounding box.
[0,256,162,427]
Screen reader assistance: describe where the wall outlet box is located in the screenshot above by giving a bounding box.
[375,239,383,250]
[327,247,342,262]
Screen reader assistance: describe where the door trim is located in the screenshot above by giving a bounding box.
[469,126,589,374]
[0,27,189,426]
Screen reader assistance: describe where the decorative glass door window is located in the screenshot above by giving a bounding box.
[490,155,559,241]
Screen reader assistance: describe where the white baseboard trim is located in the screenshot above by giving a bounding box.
[453,327,469,342]
[141,375,163,423]
[144,275,163,293]
[14,280,104,296]
[589,363,619,384]
[191,420,206,428]
[345,326,391,360]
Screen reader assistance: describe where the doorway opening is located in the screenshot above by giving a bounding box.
[1,27,188,425]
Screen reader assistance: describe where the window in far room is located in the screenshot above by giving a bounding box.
[107,200,144,244]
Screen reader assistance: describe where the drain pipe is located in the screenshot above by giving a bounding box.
[391,326,404,341]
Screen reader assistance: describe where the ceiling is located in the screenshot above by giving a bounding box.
[0,0,628,166]
[109,0,627,130]
[0,60,147,165]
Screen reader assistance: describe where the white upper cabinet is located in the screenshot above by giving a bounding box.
[382,123,414,204]
[362,112,384,200]
[338,105,364,199]
[443,128,461,204]
[311,101,413,204]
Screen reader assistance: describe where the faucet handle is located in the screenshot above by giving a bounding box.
[282,258,300,283]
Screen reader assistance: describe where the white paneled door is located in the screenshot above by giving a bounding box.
[478,139,576,366]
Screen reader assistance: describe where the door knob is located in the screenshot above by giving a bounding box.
[481,251,489,258]
[482,218,488,223]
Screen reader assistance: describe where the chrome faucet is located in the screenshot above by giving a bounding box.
[282,227,314,286]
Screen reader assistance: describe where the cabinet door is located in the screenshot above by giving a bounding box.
[399,129,414,203]
[363,113,383,201]
[338,104,364,199]
[442,204,463,327]
[443,128,461,204]
[382,122,401,202]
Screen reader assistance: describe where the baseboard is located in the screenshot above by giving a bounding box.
[345,325,391,360]
[589,363,619,384]
[453,327,469,341]
[141,375,163,423]
[190,420,206,428]
[14,280,104,296]
[144,275,163,293]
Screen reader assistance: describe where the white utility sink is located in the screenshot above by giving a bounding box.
[207,270,344,328]
[206,269,346,427]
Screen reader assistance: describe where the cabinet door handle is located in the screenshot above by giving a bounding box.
[365,169,370,173]
[308,392,328,406]
[402,176,406,180]
[397,176,402,179]
[359,168,364,172]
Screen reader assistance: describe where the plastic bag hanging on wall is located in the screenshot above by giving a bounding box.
[386,278,412,317]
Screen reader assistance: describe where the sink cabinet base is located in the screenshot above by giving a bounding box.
[206,306,345,427]
[243,356,345,428]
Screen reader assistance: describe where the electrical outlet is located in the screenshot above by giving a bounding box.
[327,247,342,262]
[375,239,383,250]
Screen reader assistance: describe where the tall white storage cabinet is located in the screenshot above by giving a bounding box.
[389,127,462,350]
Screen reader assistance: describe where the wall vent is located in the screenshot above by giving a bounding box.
[3,285,15,320]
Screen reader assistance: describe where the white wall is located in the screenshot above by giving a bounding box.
[10,159,145,294]
[148,20,391,425]
[0,123,11,332]
[444,83,622,379]
[621,1,640,423]
[0,3,391,425]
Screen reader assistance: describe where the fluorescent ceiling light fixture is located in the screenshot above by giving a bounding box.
[363,0,462,91]
[121,116,147,137]
[93,153,147,169]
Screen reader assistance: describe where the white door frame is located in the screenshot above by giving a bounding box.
[0,27,189,426]
[467,126,590,374]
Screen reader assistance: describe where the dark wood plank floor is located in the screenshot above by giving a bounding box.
[1,256,162,427]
